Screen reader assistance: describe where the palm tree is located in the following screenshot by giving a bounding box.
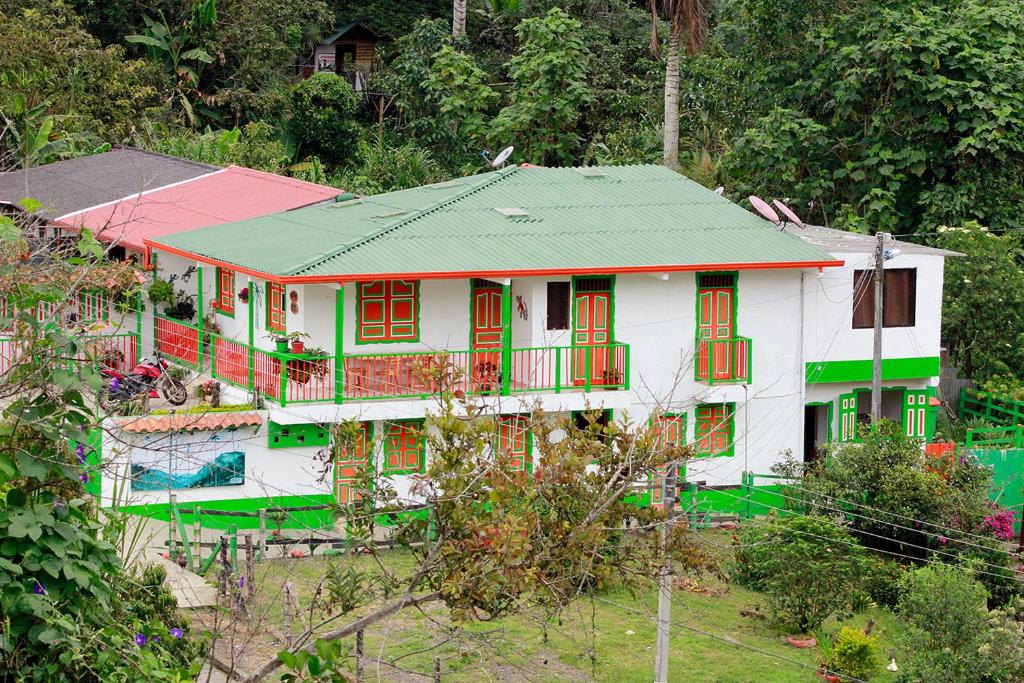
[453,0,467,36]
[649,0,711,169]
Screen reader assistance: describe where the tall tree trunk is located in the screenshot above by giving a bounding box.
[453,0,467,37]
[662,31,681,169]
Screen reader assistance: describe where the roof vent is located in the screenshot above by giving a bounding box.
[331,197,362,208]
[576,167,606,177]
[374,209,410,219]
[494,207,528,217]
[335,192,357,202]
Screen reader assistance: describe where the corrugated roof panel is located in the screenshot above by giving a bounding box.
[151,165,838,277]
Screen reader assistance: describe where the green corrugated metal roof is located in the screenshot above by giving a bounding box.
[150,165,839,279]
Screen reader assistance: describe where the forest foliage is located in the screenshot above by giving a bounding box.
[3,0,1024,378]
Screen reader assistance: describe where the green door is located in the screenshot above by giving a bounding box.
[838,392,857,442]
[903,389,928,439]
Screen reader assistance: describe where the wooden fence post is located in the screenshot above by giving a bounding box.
[168,494,177,556]
[434,657,441,682]
[356,630,364,682]
[218,535,230,603]
[245,534,255,602]
[258,509,268,559]
[283,581,296,647]
[192,505,202,572]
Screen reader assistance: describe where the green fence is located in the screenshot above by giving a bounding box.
[960,388,1024,426]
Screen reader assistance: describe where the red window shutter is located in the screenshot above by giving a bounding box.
[358,280,419,342]
[696,404,732,456]
[218,268,235,314]
[384,421,423,472]
[267,282,285,332]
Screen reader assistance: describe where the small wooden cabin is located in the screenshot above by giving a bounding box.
[300,21,379,90]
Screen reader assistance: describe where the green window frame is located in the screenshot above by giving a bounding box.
[356,280,420,344]
[79,290,110,323]
[694,403,735,457]
[382,420,425,474]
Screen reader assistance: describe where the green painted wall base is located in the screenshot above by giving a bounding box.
[969,448,1024,533]
[118,494,336,530]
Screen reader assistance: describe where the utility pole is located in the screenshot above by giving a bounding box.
[871,232,885,422]
[654,465,678,683]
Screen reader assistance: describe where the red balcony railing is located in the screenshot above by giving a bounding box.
[695,337,752,385]
[155,316,200,367]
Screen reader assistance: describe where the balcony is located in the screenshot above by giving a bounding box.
[155,315,629,406]
[695,337,752,385]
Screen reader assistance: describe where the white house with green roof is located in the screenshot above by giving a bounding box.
[107,164,949,512]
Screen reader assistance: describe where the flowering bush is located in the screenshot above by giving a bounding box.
[983,507,1016,541]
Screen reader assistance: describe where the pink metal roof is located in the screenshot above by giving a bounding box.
[55,166,339,252]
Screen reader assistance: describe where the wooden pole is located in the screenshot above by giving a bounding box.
[218,535,230,602]
[433,657,441,682]
[356,629,364,682]
[245,533,255,602]
[283,582,295,647]
[259,509,268,560]
[192,505,202,572]
[871,231,885,422]
[654,465,677,683]
[168,493,178,556]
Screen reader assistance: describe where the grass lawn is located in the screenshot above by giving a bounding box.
[198,532,904,682]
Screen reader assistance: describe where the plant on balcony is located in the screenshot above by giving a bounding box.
[286,347,331,386]
[284,331,309,354]
[163,290,196,322]
[147,277,174,306]
[264,332,289,353]
[601,367,623,388]
[474,360,501,393]
[238,286,249,304]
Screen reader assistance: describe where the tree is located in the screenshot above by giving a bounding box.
[289,72,362,166]
[649,0,712,169]
[240,396,701,681]
[491,8,592,165]
[452,0,466,36]
[936,223,1024,382]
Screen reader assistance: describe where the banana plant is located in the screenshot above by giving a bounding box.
[0,91,68,169]
[484,0,521,12]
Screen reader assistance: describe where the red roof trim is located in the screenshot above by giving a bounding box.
[145,239,844,283]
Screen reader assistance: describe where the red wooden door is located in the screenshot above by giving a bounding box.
[471,285,503,390]
[573,284,611,385]
[498,415,531,471]
[697,287,734,381]
[335,422,371,504]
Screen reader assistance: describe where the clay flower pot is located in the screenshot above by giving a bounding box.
[290,549,305,558]
[786,635,817,649]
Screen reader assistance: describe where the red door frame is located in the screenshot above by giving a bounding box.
[335,422,371,504]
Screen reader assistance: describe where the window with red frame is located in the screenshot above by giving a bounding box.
[653,413,686,449]
[695,403,734,457]
[497,415,532,471]
[357,280,419,342]
[266,282,285,333]
[216,267,235,316]
[383,421,424,474]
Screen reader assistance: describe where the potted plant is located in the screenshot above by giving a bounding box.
[285,331,309,354]
[305,346,331,378]
[474,360,501,393]
[238,286,249,304]
[269,510,286,538]
[163,290,196,322]
[147,277,174,307]
[265,333,289,353]
[601,367,623,388]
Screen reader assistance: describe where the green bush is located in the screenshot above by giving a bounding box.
[827,627,881,681]
[734,515,866,632]
[289,73,362,166]
[861,557,907,608]
[897,564,1024,683]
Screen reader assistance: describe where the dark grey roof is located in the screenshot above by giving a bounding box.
[321,20,378,45]
[0,148,218,219]
[785,223,961,257]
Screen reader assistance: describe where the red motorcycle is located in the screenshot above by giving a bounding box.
[98,353,188,411]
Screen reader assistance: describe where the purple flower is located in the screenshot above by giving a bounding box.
[33,581,45,595]
[939,535,948,545]
[238,576,244,589]
[134,633,147,647]
[79,473,89,484]
[75,443,85,458]
[169,627,183,640]
[111,378,119,391]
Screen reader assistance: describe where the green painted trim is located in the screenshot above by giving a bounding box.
[805,356,940,384]
[354,280,422,345]
[247,278,255,390]
[382,419,426,475]
[116,494,335,531]
[693,271,742,384]
[805,401,834,444]
[214,267,235,318]
[694,402,736,458]
[570,275,615,389]
[134,292,143,365]
[500,284,512,396]
[335,285,345,404]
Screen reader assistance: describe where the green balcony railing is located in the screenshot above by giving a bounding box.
[695,337,752,385]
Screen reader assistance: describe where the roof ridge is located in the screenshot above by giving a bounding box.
[287,167,517,276]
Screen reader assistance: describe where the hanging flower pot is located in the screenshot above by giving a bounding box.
[238,287,249,304]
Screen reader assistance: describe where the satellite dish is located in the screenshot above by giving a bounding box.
[491,146,514,168]
[772,199,805,228]
[748,195,780,224]
[714,186,725,195]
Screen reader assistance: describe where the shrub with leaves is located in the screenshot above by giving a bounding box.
[898,564,1024,683]
[289,72,362,166]
[734,515,865,632]
[827,627,881,681]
